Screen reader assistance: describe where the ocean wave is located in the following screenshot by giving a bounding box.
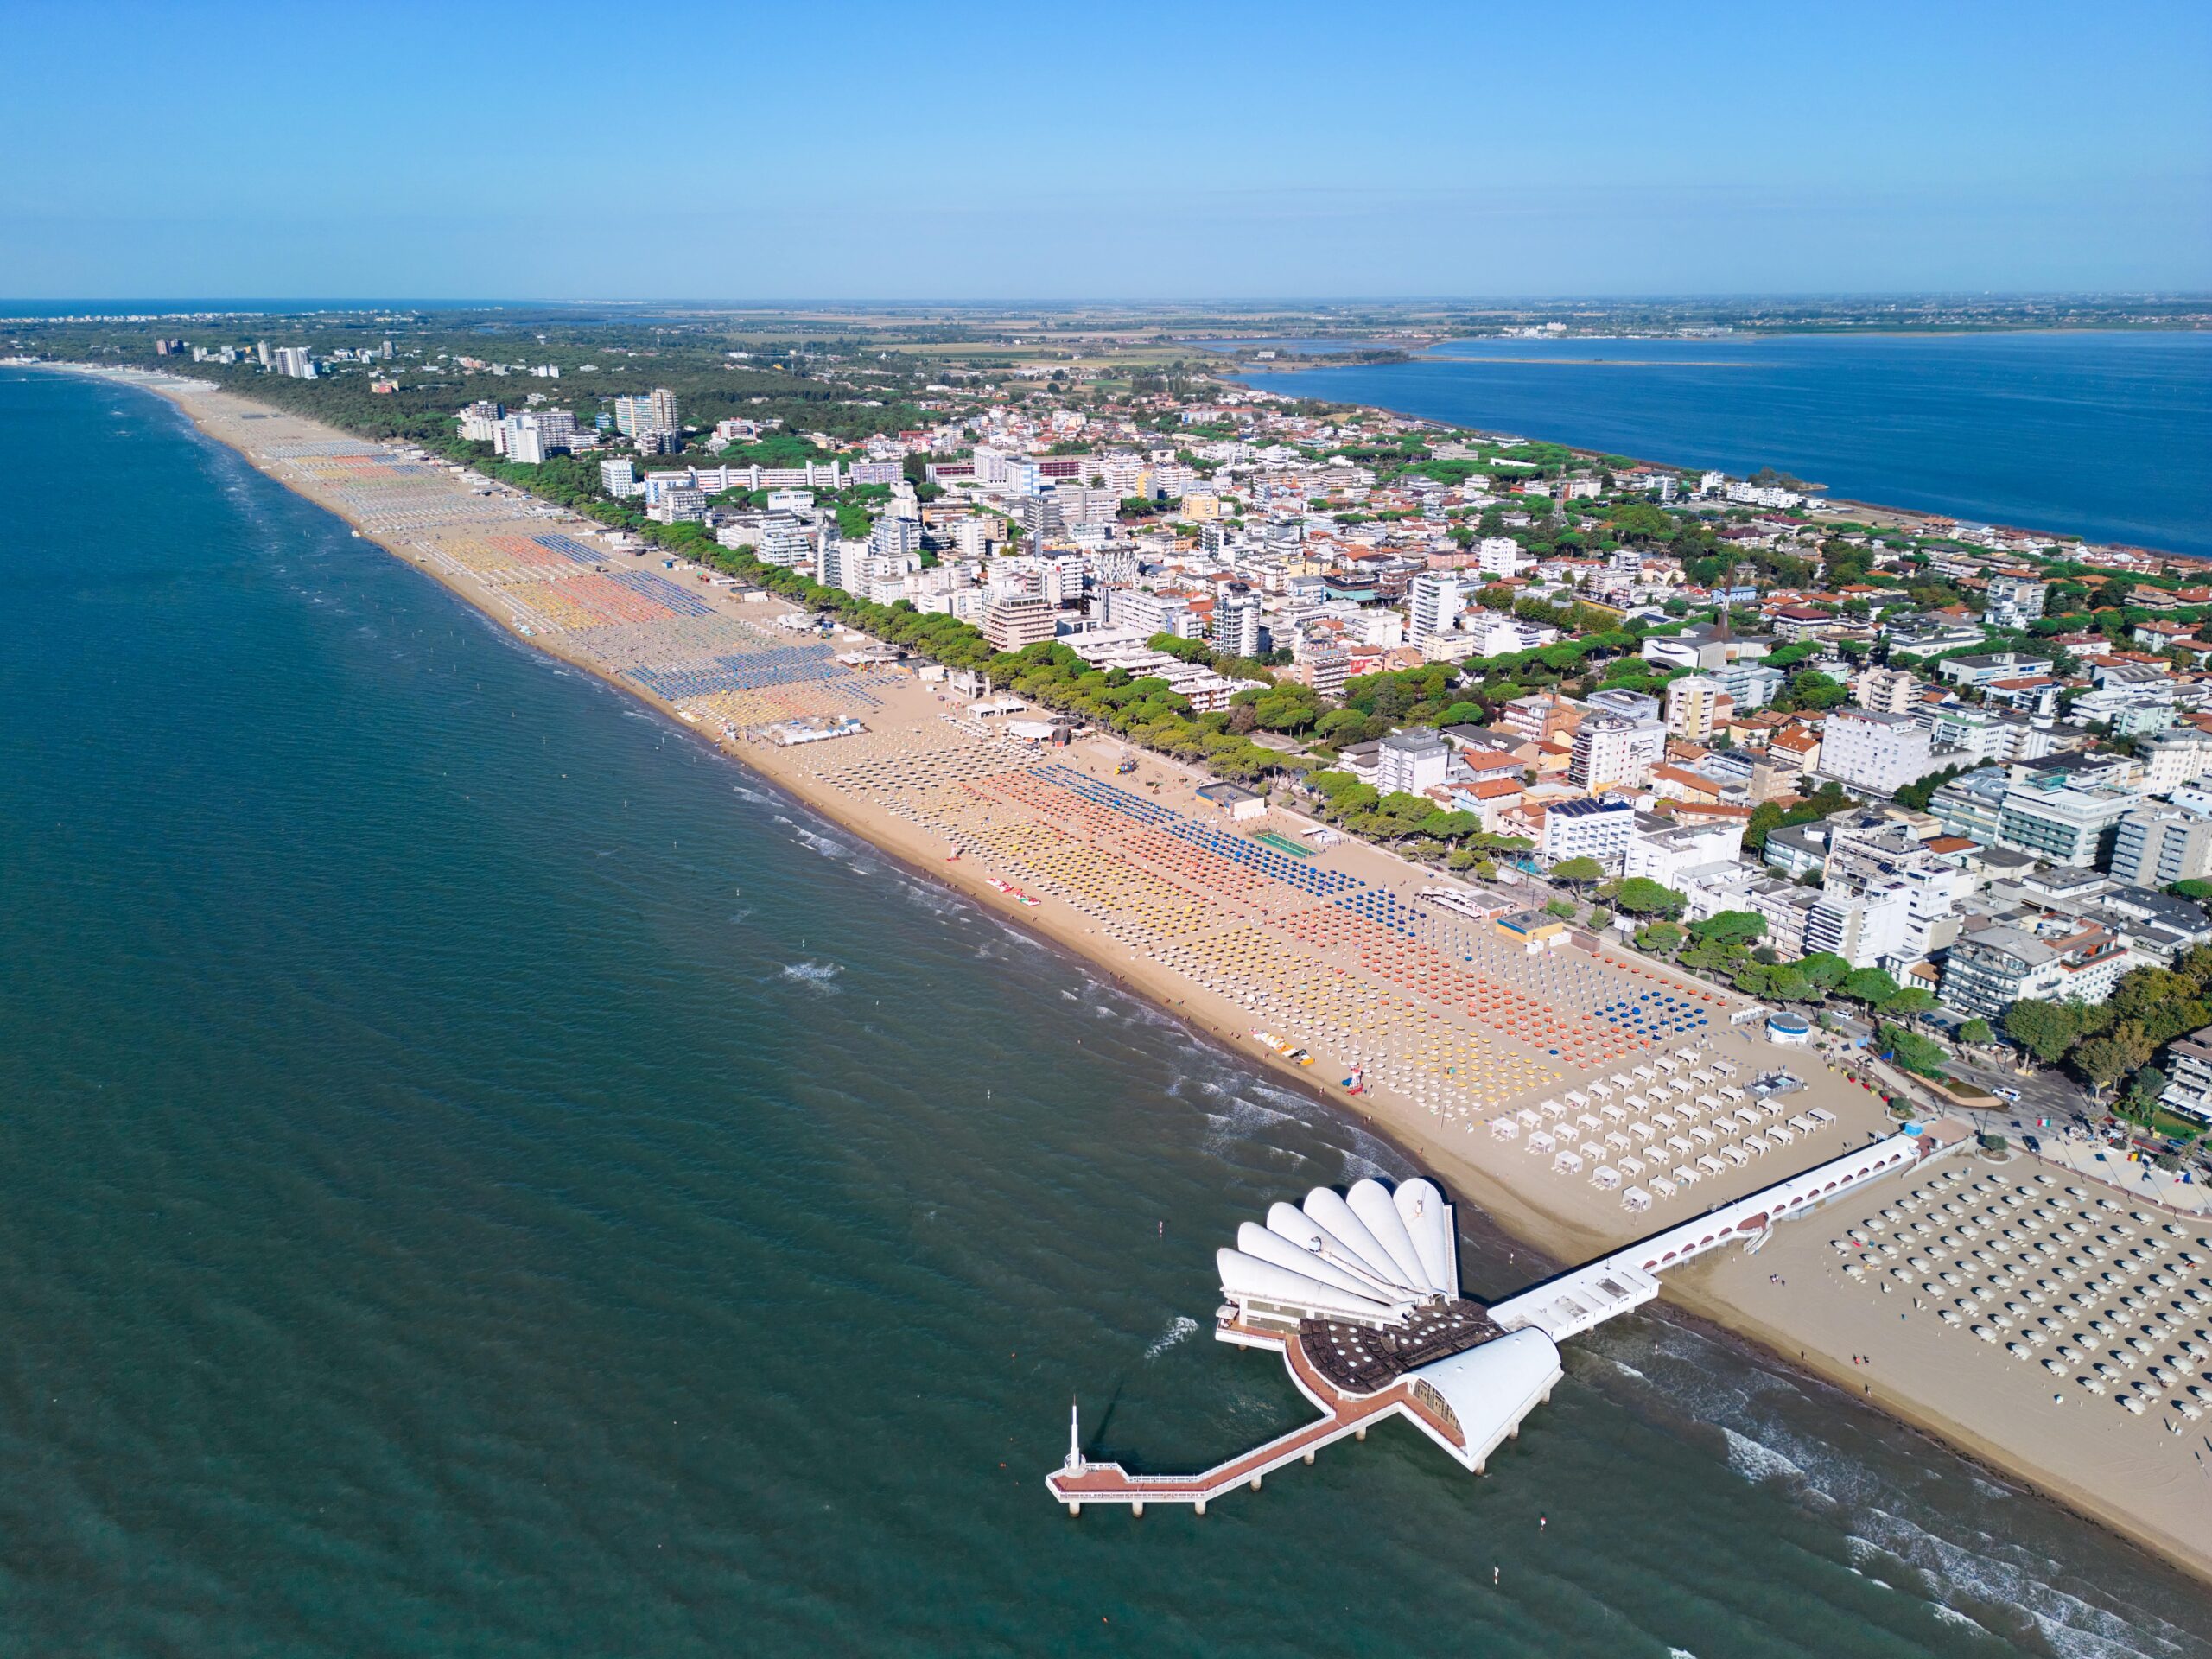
[1338,1128,1412,1185]
[779,961,842,990]
[1929,1605,1989,1636]
[1145,1316,1199,1360]
[902,885,962,918]
[789,824,853,861]
[1721,1425,1807,1486]
[1851,1507,2190,1659]
[1203,1094,1303,1158]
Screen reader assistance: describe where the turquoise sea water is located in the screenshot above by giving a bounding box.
[4,367,2212,1656]
[1236,332,2212,558]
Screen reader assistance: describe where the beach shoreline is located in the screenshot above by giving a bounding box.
[40,360,2212,1588]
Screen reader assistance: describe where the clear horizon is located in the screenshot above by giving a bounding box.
[5,0,2206,301]
[6,290,2212,309]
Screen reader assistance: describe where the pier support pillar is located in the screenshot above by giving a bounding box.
[1131,1501,1144,1518]
[1249,1475,1262,1491]
[1509,1423,1520,1440]
[1193,1499,1206,1516]
[1475,1459,1487,1476]
[1355,1426,1367,1441]
[1303,1450,1315,1465]
[1066,1501,1081,1517]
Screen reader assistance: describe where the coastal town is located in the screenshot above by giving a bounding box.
[12,1,2211,1648]
[20,308,2212,1580]
[91,311,2212,1173]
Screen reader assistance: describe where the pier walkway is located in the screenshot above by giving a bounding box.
[1047,1320,1490,1515]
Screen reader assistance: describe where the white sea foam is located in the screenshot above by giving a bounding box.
[1338,1122,1413,1185]
[901,884,961,918]
[1929,1605,1988,1635]
[1721,1426,1807,1486]
[1853,1506,2186,1659]
[790,824,853,861]
[779,961,842,989]
[1201,1092,1300,1157]
[1145,1316,1199,1360]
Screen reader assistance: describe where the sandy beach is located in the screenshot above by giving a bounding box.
[60,363,2212,1585]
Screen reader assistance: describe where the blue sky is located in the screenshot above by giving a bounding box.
[3,0,2206,300]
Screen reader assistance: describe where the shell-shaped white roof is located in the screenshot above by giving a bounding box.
[1348,1179,1437,1294]
[1264,1201,1409,1301]
[1223,1181,1465,1324]
[1392,1178,1459,1300]
[1236,1221,1412,1306]
[1216,1247,1400,1325]
[1304,1187,1421,1294]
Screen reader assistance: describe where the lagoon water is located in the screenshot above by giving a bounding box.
[1236,332,2212,559]
[3,366,2211,1656]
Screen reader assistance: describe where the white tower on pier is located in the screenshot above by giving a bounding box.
[1063,1397,1085,1478]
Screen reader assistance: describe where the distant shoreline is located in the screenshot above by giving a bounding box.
[1213,355,2205,565]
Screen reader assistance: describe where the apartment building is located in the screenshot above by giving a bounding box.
[1941,921,2127,1017]
[1713,660,1786,712]
[1936,651,2055,690]
[1851,665,1920,715]
[1995,774,2139,868]
[1538,796,1638,871]
[2110,804,2212,888]
[2141,729,2212,794]
[614,388,678,439]
[2158,1026,2212,1126]
[1568,712,1666,791]
[1818,709,1935,796]
[1623,817,1744,887]
[1499,692,1582,745]
[982,600,1059,652]
[1212,590,1262,658]
[1662,676,1730,741]
[1376,728,1451,797]
[1408,572,1463,649]
[1982,573,2049,630]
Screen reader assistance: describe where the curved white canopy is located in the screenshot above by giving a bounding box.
[1236,1222,1415,1308]
[1227,1181,1466,1326]
[1263,1201,1410,1301]
[1304,1187,1421,1294]
[1217,1248,1398,1325]
[1349,1179,1437,1294]
[1408,1328,1561,1467]
[1392,1179,1459,1300]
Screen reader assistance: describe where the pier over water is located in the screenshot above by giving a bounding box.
[1049,1121,1967,1514]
